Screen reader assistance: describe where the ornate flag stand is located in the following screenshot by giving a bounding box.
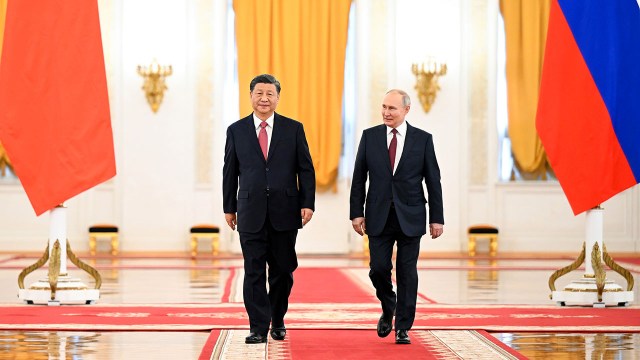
[535,0,639,307]
[1,1,114,306]
[18,205,101,305]
[549,207,634,307]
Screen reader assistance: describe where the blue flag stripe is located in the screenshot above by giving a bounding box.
[559,0,640,180]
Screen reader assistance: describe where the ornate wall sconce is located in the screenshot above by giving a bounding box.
[411,60,447,113]
[137,59,172,113]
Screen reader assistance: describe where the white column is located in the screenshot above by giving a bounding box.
[584,208,603,276]
[49,205,68,274]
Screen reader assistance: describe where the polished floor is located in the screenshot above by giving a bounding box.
[0,252,639,359]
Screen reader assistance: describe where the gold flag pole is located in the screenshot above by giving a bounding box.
[17,204,102,305]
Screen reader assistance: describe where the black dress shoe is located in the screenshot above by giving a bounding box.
[245,332,268,344]
[376,313,393,338]
[270,326,286,340]
[395,329,410,344]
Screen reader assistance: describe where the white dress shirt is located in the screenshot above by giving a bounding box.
[253,113,274,152]
[387,120,407,175]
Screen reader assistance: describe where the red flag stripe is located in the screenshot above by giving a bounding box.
[535,0,636,215]
[0,1,115,215]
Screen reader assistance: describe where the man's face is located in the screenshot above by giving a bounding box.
[251,83,279,119]
[381,92,409,128]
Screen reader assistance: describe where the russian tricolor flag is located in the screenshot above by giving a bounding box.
[536,0,640,215]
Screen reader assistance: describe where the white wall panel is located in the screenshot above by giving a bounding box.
[496,184,636,252]
[118,0,195,251]
[392,0,464,251]
[0,186,49,250]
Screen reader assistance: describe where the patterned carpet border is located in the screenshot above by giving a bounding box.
[198,329,528,360]
[0,303,637,333]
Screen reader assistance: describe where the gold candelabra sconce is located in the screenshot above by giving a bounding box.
[137,59,172,113]
[411,60,447,113]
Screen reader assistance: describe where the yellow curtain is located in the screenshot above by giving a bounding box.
[500,0,550,179]
[234,0,352,190]
[0,0,12,177]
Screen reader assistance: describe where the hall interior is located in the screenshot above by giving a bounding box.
[1,0,639,358]
[1,249,639,359]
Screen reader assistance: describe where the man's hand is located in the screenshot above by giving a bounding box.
[429,223,443,239]
[301,208,314,226]
[225,213,237,230]
[352,217,366,236]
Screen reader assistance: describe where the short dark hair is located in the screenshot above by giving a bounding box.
[250,74,281,94]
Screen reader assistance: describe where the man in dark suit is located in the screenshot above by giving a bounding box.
[350,89,444,345]
[223,74,316,344]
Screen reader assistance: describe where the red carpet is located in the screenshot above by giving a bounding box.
[617,257,640,266]
[0,304,638,332]
[198,329,528,359]
[289,268,377,303]
[220,267,377,304]
[287,330,447,360]
[198,329,221,360]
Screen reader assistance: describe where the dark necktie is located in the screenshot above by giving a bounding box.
[259,121,268,160]
[389,128,398,171]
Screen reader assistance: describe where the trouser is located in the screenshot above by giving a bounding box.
[368,206,421,330]
[239,217,298,335]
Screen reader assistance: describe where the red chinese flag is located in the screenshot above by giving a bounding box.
[0,0,116,216]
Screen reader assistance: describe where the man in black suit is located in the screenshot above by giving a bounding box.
[350,89,444,345]
[223,74,316,344]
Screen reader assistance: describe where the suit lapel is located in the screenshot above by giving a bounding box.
[267,113,284,163]
[395,122,416,174]
[243,115,265,162]
[376,125,393,173]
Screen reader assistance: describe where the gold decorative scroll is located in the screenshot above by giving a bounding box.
[548,242,585,295]
[603,244,635,291]
[67,239,102,289]
[17,239,102,296]
[0,141,13,177]
[18,244,50,289]
[49,240,62,300]
[591,242,605,302]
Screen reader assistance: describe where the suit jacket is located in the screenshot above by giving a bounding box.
[349,122,443,237]
[223,113,316,233]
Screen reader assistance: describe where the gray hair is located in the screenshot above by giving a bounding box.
[386,89,411,107]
